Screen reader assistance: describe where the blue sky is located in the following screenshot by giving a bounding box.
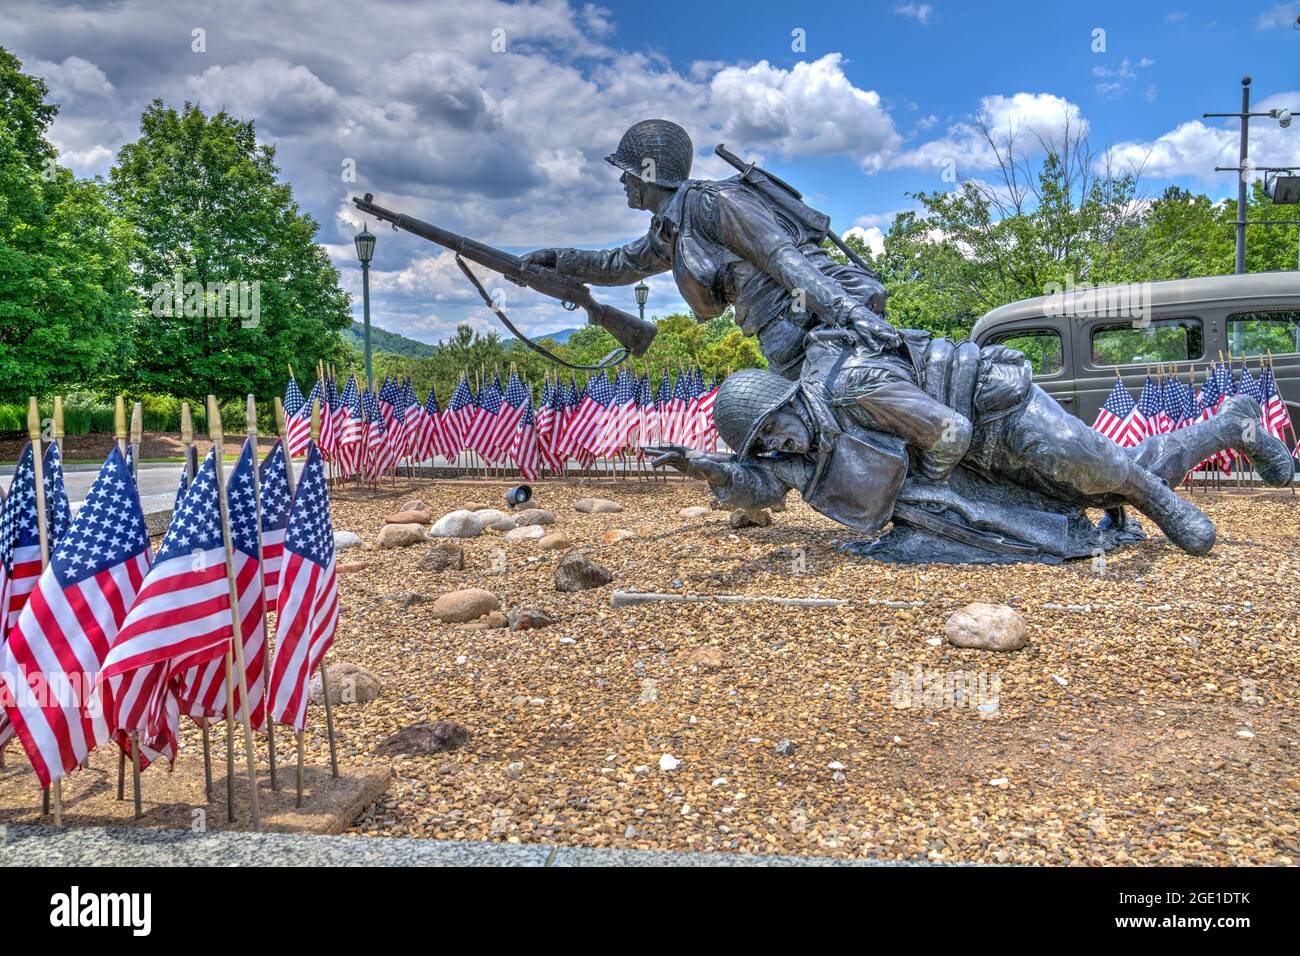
[7,0,1300,342]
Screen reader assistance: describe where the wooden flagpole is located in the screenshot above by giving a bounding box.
[247,396,278,792]
[107,396,144,818]
[208,396,262,830]
[309,399,340,779]
[275,396,305,806]
[27,398,62,826]
[178,403,215,800]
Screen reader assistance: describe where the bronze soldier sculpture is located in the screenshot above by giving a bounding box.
[648,333,1296,562]
[521,119,972,482]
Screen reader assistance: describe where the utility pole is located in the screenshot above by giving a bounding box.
[1204,76,1296,274]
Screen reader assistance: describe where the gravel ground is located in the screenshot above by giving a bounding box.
[304,475,1298,864]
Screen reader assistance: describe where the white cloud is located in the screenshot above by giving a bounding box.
[1256,3,1300,29]
[28,55,114,101]
[894,3,934,25]
[707,54,901,171]
[1103,90,1300,180]
[844,225,885,257]
[893,92,1085,173]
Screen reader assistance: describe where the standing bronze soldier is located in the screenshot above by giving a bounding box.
[521,119,971,481]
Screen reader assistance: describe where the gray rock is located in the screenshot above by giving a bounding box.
[538,532,572,551]
[508,607,554,631]
[512,508,556,527]
[333,531,364,551]
[504,524,546,542]
[554,549,612,592]
[945,602,1028,651]
[474,508,518,532]
[431,588,500,623]
[420,544,465,571]
[730,508,773,529]
[399,499,429,513]
[679,506,711,519]
[374,720,469,757]
[575,497,623,514]
[775,739,797,757]
[310,663,381,706]
[429,510,484,538]
[377,523,428,550]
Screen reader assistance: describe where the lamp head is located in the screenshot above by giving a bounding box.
[503,485,532,509]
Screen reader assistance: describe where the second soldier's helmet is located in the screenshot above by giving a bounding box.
[605,119,693,187]
[713,369,802,455]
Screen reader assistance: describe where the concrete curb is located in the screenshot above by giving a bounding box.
[0,823,933,867]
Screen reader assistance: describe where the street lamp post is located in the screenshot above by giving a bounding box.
[1204,76,1297,274]
[354,225,376,390]
[634,280,650,323]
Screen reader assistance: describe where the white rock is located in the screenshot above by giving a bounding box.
[827,761,845,771]
[945,603,1028,651]
[712,778,727,787]
[475,508,518,532]
[659,754,680,772]
[429,510,485,538]
[1237,730,1256,739]
[1051,673,1069,686]
[333,531,364,551]
[503,524,545,542]
[989,777,1009,787]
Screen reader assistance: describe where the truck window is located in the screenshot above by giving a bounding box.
[988,329,1063,375]
[1090,318,1203,366]
[1226,310,1300,356]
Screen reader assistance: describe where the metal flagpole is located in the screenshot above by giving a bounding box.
[207,396,262,830]
[247,396,278,791]
[27,398,62,826]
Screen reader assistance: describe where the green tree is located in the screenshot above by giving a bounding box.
[109,101,351,405]
[0,47,133,402]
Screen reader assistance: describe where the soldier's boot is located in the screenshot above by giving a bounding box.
[1131,395,1294,488]
[1117,465,1216,556]
[919,412,973,482]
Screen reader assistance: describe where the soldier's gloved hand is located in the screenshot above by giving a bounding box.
[844,305,901,352]
[520,248,560,270]
[648,447,732,486]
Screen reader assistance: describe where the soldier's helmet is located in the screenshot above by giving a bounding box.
[713,369,802,456]
[605,119,693,187]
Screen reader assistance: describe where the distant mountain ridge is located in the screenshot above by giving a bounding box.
[344,321,582,356]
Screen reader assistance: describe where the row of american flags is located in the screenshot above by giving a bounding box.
[283,364,723,482]
[0,426,337,792]
[1092,358,1298,474]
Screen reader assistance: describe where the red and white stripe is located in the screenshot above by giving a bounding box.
[267,550,339,731]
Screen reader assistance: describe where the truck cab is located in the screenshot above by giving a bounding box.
[969,273,1300,426]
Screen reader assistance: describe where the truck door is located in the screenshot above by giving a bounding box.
[984,323,1076,414]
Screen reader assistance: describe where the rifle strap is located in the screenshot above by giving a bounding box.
[454,256,629,372]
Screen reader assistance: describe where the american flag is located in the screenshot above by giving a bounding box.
[442,375,473,458]
[419,384,447,463]
[1152,377,1172,435]
[538,380,566,474]
[1260,365,1292,441]
[0,447,151,787]
[401,378,424,462]
[466,376,503,459]
[567,378,597,468]
[569,372,615,455]
[1212,361,1238,473]
[258,442,292,609]
[283,376,305,420]
[697,373,720,449]
[664,370,692,445]
[632,373,652,455]
[378,378,406,466]
[102,447,246,762]
[362,389,398,480]
[653,370,672,446]
[1160,375,1187,431]
[1237,363,1263,404]
[267,445,338,730]
[1121,376,1159,446]
[1092,378,1136,443]
[553,377,579,458]
[177,440,268,731]
[593,369,637,457]
[319,376,337,462]
[288,380,321,457]
[489,372,530,458]
[1,442,72,636]
[327,375,346,461]
[509,392,541,481]
[337,375,363,477]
